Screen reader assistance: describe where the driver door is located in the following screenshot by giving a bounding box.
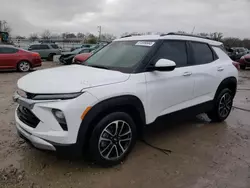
[145,40,195,123]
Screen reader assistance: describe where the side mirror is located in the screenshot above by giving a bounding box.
[152,59,176,71]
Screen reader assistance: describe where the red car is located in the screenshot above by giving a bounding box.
[239,53,250,70]
[73,52,92,64]
[0,45,42,72]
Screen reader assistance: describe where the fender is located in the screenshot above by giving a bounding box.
[214,77,237,99]
[76,95,146,150]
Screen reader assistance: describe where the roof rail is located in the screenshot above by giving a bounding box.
[120,34,142,38]
[160,32,212,40]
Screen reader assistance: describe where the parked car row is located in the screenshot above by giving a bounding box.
[59,43,109,65]
[0,45,42,72]
[239,53,250,69]
[28,43,61,60]
[227,47,249,61]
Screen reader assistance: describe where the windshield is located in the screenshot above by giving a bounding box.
[84,41,155,73]
[73,48,86,54]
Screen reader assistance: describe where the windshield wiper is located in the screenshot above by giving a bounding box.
[88,65,109,70]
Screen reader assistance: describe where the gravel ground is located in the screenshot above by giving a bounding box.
[0,62,250,188]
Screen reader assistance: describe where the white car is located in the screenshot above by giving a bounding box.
[13,33,238,166]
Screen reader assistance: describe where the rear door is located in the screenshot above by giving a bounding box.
[145,40,195,123]
[0,47,19,69]
[38,44,50,58]
[189,41,220,102]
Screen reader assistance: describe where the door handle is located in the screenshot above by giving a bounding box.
[217,67,224,71]
[183,72,192,76]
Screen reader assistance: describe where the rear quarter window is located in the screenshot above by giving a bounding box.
[212,46,231,60]
[191,42,214,65]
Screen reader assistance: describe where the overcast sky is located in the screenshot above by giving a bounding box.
[0,0,250,38]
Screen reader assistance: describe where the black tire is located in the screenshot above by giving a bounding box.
[17,61,31,72]
[88,112,137,166]
[47,53,55,61]
[240,65,246,70]
[207,88,233,122]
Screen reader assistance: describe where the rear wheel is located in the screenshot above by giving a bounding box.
[88,112,137,166]
[240,65,246,70]
[17,61,31,72]
[207,88,233,122]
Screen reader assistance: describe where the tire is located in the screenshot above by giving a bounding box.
[207,88,233,122]
[88,112,137,166]
[17,61,31,72]
[47,53,55,61]
[240,65,246,70]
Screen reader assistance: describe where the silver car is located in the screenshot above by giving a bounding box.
[28,43,61,61]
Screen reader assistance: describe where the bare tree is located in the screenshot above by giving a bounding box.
[0,20,12,33]
[100,33,116,41]
[209,32,223,41]
[29,33,39,41]
[40,29,51,39]
[77,32,85,38]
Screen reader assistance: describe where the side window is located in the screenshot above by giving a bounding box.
[153,41,188,67]
[51,44,59,49]
[191,42,214,65]
[39,45,50,50]
[0,47,18,54]
[29,45,39,50]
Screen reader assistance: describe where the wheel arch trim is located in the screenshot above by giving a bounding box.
[76,95,146,150]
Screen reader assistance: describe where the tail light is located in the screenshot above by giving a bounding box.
[32,53,40,58]
[232,61,240,70]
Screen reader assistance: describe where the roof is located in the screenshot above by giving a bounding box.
[0,44,15,47]
[114,34,222,46]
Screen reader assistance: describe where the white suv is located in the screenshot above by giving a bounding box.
[13,33,238,166]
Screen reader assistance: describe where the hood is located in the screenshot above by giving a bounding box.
[17,65,130,94]
[61,52,75,56]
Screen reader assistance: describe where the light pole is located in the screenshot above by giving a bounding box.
[97,26,102,42]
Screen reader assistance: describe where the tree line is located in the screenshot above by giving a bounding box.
[2,19,249,48]
[14,30,116,44]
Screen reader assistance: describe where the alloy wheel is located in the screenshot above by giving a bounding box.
[19,61,30,72]
[98,120,132,160]
[218,92,232,118]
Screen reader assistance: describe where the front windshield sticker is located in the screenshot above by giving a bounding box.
[135,41,155,47]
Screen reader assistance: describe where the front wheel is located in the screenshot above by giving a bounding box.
[47,53,55,61]
[88,112,137,166]
[17,61,31,72]
[207,88,233,122]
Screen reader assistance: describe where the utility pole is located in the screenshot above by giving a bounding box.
[191,26,196,34]
[0,21,2,31]
[97,26,102,42]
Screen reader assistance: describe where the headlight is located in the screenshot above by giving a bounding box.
[17,89,27,98]
[32,92,83,100]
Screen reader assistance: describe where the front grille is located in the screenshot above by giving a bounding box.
[26,92,36,99]
[17,106,40,128]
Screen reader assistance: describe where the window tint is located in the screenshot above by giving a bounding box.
[80,49,91,53]
[153,41,188,67]
[191,42,214,65]
[29,45,40,50]
[0,47,18,54]
[51,44,59,49]
[39,45,50,49]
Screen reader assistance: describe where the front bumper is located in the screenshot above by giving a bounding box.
[16,118,56,151]
[13,91,98,155]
